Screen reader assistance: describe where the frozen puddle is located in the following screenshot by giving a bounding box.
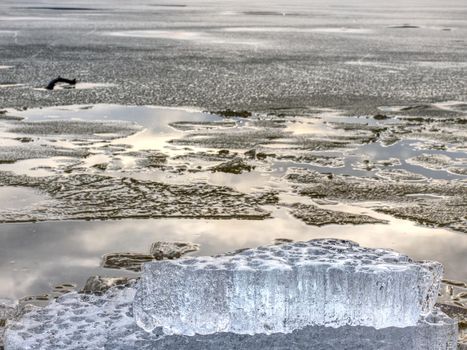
[0,84,25,89]
[109,30,202,40]
[344,61,406,71]
[0,186,46,210]
[434,101,467,113]
[107,30,264,46]
[223,27,371,34]
[34,82,116,91]
[416,61,467,69]
[0,16,71,21]
[71,82,116,90]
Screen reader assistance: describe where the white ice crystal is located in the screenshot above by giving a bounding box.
[4,286,458,350]
[134,239,443,335]
[3,240,456,350]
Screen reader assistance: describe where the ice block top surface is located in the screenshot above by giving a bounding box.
[144,239,431,273]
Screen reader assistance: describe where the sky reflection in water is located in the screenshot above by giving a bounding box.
[0,210,466,299]
[0,104,466,300]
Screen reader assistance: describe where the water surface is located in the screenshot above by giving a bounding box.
[0,104,466,300]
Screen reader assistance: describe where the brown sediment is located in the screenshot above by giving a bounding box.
[290,203,387,226]
[9,120,141,138]
[101,253,155,272]
[0,172,275,222]
[210,157,255,174]
[150,241,200,260]
[211,109,252,118]
[169,120,236,131]
[375,197,467,234]
[101,240,201,272]
[287,168,467,232]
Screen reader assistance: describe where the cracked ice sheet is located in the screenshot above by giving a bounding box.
[287,169,467,233]
[0,172,275,222]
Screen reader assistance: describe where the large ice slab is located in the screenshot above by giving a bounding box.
[134,239,443,335]
[4,285,457,350]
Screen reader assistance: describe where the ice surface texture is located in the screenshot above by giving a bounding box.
[134,239,443,335]
[4,286,458,350]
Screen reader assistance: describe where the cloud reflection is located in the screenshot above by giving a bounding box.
[0,209,466,299]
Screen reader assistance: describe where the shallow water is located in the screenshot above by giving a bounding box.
[0,186,45,210]
[0,105,223,176]
[0,212,466,300]
[0,104,466,300]
[270,140,467,181]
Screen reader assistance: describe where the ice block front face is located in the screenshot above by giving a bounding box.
[134,239,443,335]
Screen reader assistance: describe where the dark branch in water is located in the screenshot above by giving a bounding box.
[46,76,77,90]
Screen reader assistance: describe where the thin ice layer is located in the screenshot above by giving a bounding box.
[134,239,443,335]
[4,285,457,350]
